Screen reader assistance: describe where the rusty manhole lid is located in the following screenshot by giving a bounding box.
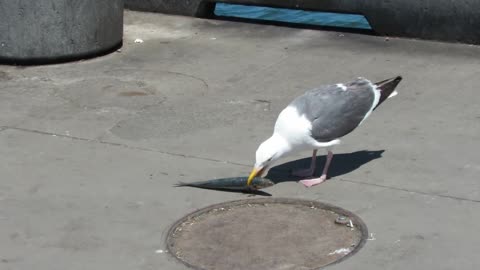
[166,198,368,270]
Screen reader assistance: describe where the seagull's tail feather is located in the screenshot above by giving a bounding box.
[374,76,402,110]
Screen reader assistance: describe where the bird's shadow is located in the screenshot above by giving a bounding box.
[265,150,385,184]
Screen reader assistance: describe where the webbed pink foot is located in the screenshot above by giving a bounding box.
[299,175,327,187]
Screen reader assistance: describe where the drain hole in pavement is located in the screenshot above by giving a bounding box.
[166,198,368,270]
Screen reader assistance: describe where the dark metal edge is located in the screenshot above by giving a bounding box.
[165,197,369,270]
[0,41,123,66]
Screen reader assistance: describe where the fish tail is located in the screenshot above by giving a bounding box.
[173,182,191,187]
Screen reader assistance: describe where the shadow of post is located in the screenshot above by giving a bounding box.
[265,150,385,184]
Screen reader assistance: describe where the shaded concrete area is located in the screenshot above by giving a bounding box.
[1,10,480,270]
[126,0,480,44]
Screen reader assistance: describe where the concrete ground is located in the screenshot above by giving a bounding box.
[1,10,480,270]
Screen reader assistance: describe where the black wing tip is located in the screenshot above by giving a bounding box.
[374,75,403,86]
[373,75,403,110]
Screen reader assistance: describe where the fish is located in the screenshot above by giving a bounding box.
[174,176,275,196]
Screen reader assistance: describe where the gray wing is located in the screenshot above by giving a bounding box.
[290,78,375,142]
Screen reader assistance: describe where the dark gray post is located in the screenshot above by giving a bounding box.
[0,0,124,65]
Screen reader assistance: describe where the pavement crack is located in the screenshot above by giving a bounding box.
[6,126,475,203]
[165,70,209,91]
[105,68,210,92]
[337,178,480,203]
[226,54,289,91]
[1,126,250,168]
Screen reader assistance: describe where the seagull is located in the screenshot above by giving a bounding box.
[246,76,402,187]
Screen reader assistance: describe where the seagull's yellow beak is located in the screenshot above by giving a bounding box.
[247,166,264,186]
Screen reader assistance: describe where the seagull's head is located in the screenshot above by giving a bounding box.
[247,133,291,186]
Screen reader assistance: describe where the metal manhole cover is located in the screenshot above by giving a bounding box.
[166,198,368,270]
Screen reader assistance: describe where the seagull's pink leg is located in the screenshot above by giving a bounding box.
[300,150,333,187]
[292,150,317,177]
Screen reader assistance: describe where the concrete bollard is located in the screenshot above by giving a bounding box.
[0,0,124,65]
[125,0,480,45]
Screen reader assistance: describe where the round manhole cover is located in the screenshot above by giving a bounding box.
[166,198,367,270]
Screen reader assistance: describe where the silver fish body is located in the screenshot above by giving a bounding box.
[174,177,275,191]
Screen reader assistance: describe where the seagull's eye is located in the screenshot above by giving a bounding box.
[267,157,273,162]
